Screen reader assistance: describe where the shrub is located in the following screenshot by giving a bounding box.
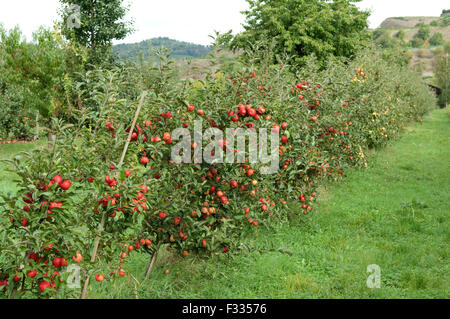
[429,33,444,46]
[434,44,450,107]
[0,83,36,140]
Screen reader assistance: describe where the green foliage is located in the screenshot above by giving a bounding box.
[114,37,211,61]
[410,37,425,48]
[373,29,398,49]
[0,39,437,298]
[59,0,133,64]
[0,25,68,140]
[429,33,444,46]
[434,43,450,107]
[0,84,35,140]
[91,109,449,299]
[395,30,406,42]
[232,0,371,67]
[409,23,432,48]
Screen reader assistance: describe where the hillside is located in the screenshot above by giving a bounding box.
[373,12,450,77]
[380,17,440,29]
[377,10,450,42]
[113,37,211,61]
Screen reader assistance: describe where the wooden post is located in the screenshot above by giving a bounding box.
[80,92,147,299]
[145,248,159,279]
[34,111,39,141]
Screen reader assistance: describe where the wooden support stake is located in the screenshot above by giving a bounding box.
[80,91,147,299]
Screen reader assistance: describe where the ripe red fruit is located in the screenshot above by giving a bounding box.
[246,169,255,177]
[140,156,150,165]
[14,275,21,282]
[39,280,51,292]
[174,217,181,225]
[21,217,28,227]
[139,184,148,193]
[230,180,238,188]
[52,176,63,185]
[188,105,195,112]
[59,180,71,191]
[248,108,257,117]
[163,132,171,141]
[220,196,229,205]
[197,109,204,116]
[252,220,259,226]
[72,252,83,263]
[109,164,116,171]
[158,211,167,219]
[95,274,104,282]
[272,125,280,133]
[27,270,37,278]
[281,136,289,144]
[53,257,62,268]
[257,107,266,114]
[145,239,152,246]
[125,169,131,178]
[23,193,33,204]
[202,240,207,247]
[281,122,288,129]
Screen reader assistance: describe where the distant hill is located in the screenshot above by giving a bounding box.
[373,10,450,46]
[379,17,440,29]
[113,37,211,61]
[378,10,449,30]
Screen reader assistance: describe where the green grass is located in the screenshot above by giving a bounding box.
[1,110,449,299]
[0,141,47,196]
[92,108,449,299]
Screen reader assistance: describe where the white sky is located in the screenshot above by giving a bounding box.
[0,0,448,45]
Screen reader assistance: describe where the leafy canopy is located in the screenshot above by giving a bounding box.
[232,0,370,66]
[59,0,133,62]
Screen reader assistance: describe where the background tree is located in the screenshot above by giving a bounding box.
[434,42,450,107]
[373,29,398,49]
[395,30,406,44]
[0,25,66,139]
[409,24,431,47]
[59,0,133,64]
[232,0,370,66]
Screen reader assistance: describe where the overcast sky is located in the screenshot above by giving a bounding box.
[0,0,448,45]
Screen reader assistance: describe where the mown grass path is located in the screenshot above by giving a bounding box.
[100,108,448,299]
